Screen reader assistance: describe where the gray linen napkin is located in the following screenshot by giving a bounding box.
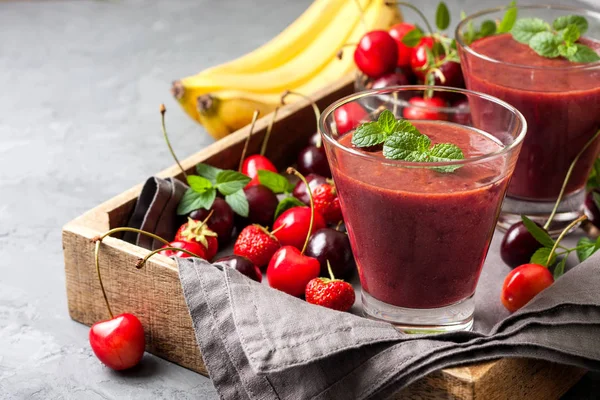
[176,251,600,400]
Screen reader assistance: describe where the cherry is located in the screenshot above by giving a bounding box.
[500,222,543,269]
[272,206,326,250]
[388,22,416,67]
[403,96,448,121]
[267,246,320,297]
[334,102,369,135]
[305,228,355,279]
[370,71,411,90]
[297,145,332,178]
[89,313,145,370]
[583,189,600,228]
[501,264,554,312]
[433,61,465,89]
[159,240,207,259]
[410,36,436,81]
[354,30,398,78]
[292,173,328,205]
[450,97,472,126]
[308,132,322,147]
[244,184,279,227]
[215,255,262,283]
[188,198,234,245]
[242,154,278,187]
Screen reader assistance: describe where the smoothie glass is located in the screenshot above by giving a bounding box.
[457,5,600,233]
[320,87,526,332]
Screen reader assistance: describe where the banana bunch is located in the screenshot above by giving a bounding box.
[171,0,401,139]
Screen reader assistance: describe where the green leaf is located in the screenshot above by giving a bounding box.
[560,24,580,45]
[587,158,600,190]
[257,170,294,194]
[351,122,386,147]
[567,44,600,63]
[177,187,217,215]
[196,163,223,183]
[383,131,431,161]
[429,143,465,172]
[402,27,423,48]
[593,191,600,212]
[187,175,213,193]
[553,15,588,35]
[215,170,251,195]
[497,1,518,34]
[576,237,596,262]
[553,257,567,280]
[558,43,578,58]
[530,247,555,267]
[435,2,450,31]
[274,196,305,220]
[225,189,249,217]
[511,18,550,44]
[378,110,397,134]
[479,20,497,38]
[521,215,555,248]
[529,31,560,58]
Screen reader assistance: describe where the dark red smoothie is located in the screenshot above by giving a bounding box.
[461,33,600,200]
[332,121,509,309]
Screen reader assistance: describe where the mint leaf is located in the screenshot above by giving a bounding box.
[530,247,555,267]
[576,237,596,262]
[567,44,600,63]
[497,1,518,34]
[196,163,223,184]
[383,131,431,161]
[225,189,249,217]
[553,15,588,35]
[402,27,423,48]
[558,43,578,58]
[435,2,450,31]
[187,175,213,193]
[553,257,567,279]
[378,110,397,134]
[351,122,386,147]
[257,170,294,194]
[529,31,560,58]
[479,20,497,37]
[511,18,549,44]
[215,170,251,195]
[177,187,216,215]
[560,24,580,44]
[521,215,555,248]
[429,143,464,172]
[274,196,305,220]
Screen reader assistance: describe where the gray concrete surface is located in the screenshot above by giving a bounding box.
[0,0,598,398]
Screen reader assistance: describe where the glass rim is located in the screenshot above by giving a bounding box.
[319,85,527,169]
[455,4,600,71]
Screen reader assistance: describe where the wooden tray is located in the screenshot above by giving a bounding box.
[62,75,585,399]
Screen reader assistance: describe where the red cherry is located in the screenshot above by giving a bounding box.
[354,30,398,78]
[388,23,416,67]
[89,313,145,370]
[403,96,448,121]
[334,102,369,135]
[242,154,277,187]
[266,246,320,297]
[159,240,207,259]
[272,206,326,250]
[410,36,436,80]
[292,173,328,205]
[501,264,554,313]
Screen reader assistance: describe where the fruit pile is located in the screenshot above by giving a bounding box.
[172,0,400,139]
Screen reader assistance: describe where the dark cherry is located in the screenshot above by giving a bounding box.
[370,71,410,89]
[297,145,332,178]
[433,61,465,89]
[292,173,328,205]
[305,228,355,279]
[500,222,544,269]
[244,184,279,227]
[450,97,472,126]
[188,197,234,245]
[308,132,321,147]
[215,255,262,283]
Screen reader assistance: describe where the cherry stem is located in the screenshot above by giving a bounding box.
[238,110,260,173]
[261,107,279,156]
[281,90,322,147]
[385,1,434,35]
[546,215,587,266]
[160,104,187,180]
[544,129,600,230]
[270,223,286,235]
[335,220,343,231]
[352,0,367,30]
[200,209,215,227]
[287,167,314,255]
[327,260,335,280]
[93,227,171,319]
[136,247,203,270]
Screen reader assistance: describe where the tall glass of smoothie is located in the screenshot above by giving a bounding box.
[457,5,600,233]
[320,87,526,332]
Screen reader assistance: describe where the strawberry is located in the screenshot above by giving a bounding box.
[234,224,281,268]
[305,262,355,312]
[312,183,343,224]
[175,217,219,261]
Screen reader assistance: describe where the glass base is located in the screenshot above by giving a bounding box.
[498,190,585,236]
[361,291,474,333]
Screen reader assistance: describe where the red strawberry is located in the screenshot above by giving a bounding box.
[305,263,355,311]
[312,183,343,224]
[175,217,219,261]
[234,224,281,268]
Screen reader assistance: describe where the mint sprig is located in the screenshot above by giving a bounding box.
[461,1,516,45]
[352,110,465,173]
[511,14,600,62]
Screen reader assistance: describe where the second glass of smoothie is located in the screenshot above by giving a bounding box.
[320,87,526,332]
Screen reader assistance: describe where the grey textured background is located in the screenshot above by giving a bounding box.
[0,0,599,399]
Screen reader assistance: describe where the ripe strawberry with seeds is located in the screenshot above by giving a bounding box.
[175,216,219,261]
[305,262,355,312]
[312,182,343,224]
[234,224,281,268]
